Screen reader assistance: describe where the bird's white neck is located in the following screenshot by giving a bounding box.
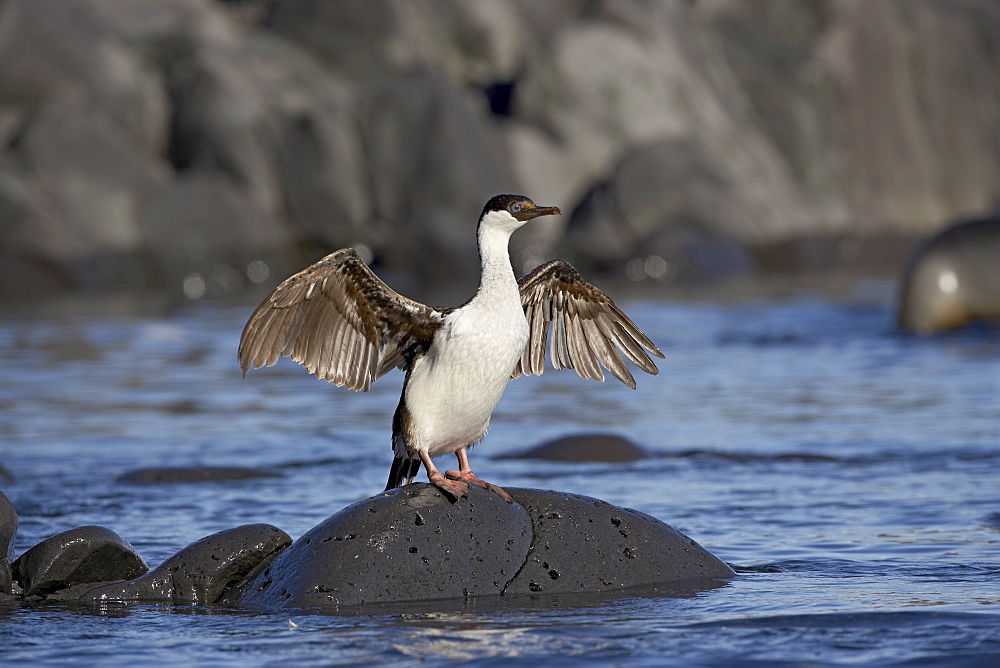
[471,222,518,306]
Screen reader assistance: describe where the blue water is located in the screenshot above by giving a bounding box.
[1,285,999,665]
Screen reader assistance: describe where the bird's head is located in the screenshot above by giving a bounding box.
[478,194,561,234]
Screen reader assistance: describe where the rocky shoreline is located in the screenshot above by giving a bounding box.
[0,484,734,613]
[3,0,999,302]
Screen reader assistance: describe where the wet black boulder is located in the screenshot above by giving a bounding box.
[235,485,533,609]
[81,524,290,606]
[235,485,733,610]
[504,489,733,594]
[0,490,17,598]
[12,525,148,599]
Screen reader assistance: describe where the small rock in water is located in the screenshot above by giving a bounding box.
[115,466,283,484]
[82,524,291,606]
[12,526,147,599]
[500,434,649,462]
[0,490,17,598]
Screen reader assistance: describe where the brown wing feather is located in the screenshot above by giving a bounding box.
[514,259,665,389]
[238,249,443,391]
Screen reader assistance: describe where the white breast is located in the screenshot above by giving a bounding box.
[403,298,529,457]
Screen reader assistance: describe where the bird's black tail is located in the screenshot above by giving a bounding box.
[385,455,421,491]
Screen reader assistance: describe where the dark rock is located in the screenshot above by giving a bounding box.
[897,216,1000,334]
[115,466,283,484]
[500,434,650,463]
[235,485,732,611]
[0,463,13,482]
[236,484,532,609]
[504,489,734,596]
[11,525,148,598]
[0,490,16,596]
[82,524,290,605]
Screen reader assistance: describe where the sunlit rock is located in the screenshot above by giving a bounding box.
[12,526,147,599]
[897,217,1000,334]
[82,524,291,606]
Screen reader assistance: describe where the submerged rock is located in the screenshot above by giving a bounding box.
[82,524,290,606]
[0,490,16,598]
[115,466,283,484]
[500,434,649,462]
[11,525,147,599]
[235,485,733,611]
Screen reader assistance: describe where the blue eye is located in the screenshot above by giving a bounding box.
[511,203,522,213]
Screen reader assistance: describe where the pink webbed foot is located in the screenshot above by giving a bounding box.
[445,469,514,504]
[427,469,470,502]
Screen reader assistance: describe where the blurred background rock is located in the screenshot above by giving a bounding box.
[1,0,998,308]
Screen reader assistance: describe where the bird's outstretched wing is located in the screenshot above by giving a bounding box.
[514,259,664,389]
[238,249,444,391]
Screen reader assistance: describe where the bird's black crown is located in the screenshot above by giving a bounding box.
[480,194,535,221]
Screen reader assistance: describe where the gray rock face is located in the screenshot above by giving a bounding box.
[82,524,290,606]
[3,0,1000,299]
[237,485,533,609]
[236,485,733,610]
[115,466,283,484]
[897,217,1000,334]
[565,139,757,281]
[265,0,524,86]
[359,71,518,285]
[504,489,733,596]
[500,434,649,463]
[11,525,148,598]
[0,490,17,597]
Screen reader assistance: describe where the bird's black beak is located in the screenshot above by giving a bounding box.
[517,205,561,222]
